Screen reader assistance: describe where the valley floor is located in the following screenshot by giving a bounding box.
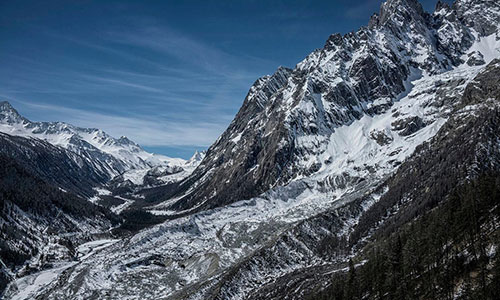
[4,239,119,300]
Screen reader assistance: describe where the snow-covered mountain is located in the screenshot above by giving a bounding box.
[0,132,121,293]
[154,0,500,215]
[0,101,184,177]
[2,0,500,299]
[110,150,206,188]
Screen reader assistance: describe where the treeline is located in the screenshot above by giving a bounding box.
[115,210,168,233]
[309,175,500,300]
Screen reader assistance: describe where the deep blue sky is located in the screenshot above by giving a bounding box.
[0,0,449,158]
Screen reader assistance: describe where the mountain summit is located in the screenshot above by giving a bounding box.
[0,101,27,124]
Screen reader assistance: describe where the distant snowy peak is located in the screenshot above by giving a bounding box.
[0,101,28,124]
[0,101,185,177]
[186,150,206,166]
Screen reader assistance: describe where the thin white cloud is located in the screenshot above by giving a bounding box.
[102,22,277,78]
[79,74,165,93]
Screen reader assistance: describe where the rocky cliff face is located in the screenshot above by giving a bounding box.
[196,59,500,300]
[161,0,499,215]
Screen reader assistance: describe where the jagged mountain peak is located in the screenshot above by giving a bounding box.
[187,150,206,164]
[0,100,14,110]
[245,65,292,109]
[0,101,26,124]
[375,0,427,27]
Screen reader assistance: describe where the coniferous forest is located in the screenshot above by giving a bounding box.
[310,176,500,300]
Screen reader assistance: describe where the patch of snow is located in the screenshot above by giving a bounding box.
[231,132,243,144]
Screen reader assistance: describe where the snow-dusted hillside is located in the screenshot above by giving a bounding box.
[23,60,491,300]
[0,105,206,295]
[0,101,185,177]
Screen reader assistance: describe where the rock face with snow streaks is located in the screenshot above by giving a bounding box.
[158,0,500,215]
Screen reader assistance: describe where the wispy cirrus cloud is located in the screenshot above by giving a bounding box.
[79,74,166,93]
[0,9,285,157]
[101,23,277,78]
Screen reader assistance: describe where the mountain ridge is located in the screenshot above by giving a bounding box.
[0,100,186,178]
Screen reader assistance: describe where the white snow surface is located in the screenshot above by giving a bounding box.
[5,239,118,300]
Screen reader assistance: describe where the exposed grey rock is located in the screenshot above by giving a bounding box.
[467,50,486,66]
[460,58,500,107]
[164,0,493,214]
[391,116,426,136]
[370,129,394,145]
[186,59,500,300]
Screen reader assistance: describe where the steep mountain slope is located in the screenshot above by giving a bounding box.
[158,0,500,215]
[0,101,183,177]
[0,132,109,197]
[307,59,500,300]
[0,107,203,295]
[0,151,120,294]
[0,102,205,216]
[202,58,500,300]
[9,0,499,299]
[17,62,494,300]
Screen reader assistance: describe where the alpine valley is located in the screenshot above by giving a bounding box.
[1,0,500,299]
